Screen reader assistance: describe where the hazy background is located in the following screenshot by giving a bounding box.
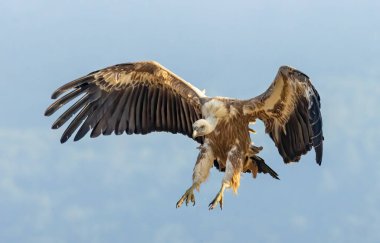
[1,0,379,242]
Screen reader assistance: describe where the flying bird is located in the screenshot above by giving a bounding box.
[45,61,324,210]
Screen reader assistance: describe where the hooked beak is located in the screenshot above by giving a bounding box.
[192,130,198,139]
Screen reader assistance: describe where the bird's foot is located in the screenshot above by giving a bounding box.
[176,184,197,208]
[208,190,224,210]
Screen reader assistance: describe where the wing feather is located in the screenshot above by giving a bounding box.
[117,87,133,134]
[244,66,324,164]
[45,88,84,116]
[75,92,116,141]
[92,91,124,137]
[135,85,146,134]
[141,86,149,134]
[160,88,168,131]
[165,90,172,131]
[170,92,177,132]
[182,99,193,135]
[177,97,187,132]
[51,94,90,129]
[60,103,93,143]
[149,86,159,128]
[155,87,163,131]
[103,91,124,135]
[45,61,205,143]
[174,96,182,132]
[127,85,141,134]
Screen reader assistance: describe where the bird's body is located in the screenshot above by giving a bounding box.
[196,98,252,194]
[206,100,251,168]
[45,61,323,209]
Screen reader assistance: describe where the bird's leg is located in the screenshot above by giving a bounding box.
[209,146,242,210]
[176,182,199,208]
[176,144,214,208]
[208,182,229,210]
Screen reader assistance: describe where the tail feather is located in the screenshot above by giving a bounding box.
[213,144,280,180]
[251,155,279,180]
[246,144,280,180]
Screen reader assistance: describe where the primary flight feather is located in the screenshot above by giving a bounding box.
[45,61,324,210]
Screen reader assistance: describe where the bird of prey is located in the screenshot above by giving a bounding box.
[45,61,323,210]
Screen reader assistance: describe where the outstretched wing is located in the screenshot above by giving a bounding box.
[243,66,323,164]
[45,61,206,143]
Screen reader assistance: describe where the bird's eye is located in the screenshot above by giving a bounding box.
[200,125,205,129]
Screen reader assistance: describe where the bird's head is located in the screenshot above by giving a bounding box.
[192,119,216,138]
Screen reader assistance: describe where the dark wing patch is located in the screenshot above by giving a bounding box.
[244,66,323,165]
[45,61,205,143]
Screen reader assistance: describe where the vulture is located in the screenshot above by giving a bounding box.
[45,61,324,210]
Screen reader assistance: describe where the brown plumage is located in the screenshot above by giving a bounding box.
[243,67,323,164]
[45,61,323,210]
[45,61,204,143]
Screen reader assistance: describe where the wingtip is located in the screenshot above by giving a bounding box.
[271,170,280,180]
[316,157,322,166]
[314,142,323,166]
[44,103,60,117]
[60,133,71,144]
[51,90,62,99]
[44,108,52,117]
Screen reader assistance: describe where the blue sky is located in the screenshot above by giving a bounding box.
[1,0,380,242]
